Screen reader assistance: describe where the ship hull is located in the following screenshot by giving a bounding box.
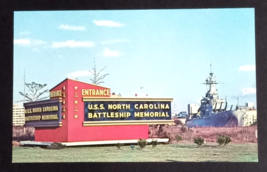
[186,111,238,128]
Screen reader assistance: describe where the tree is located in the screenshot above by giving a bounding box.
[89,59,109,85]
[19,82,49,102]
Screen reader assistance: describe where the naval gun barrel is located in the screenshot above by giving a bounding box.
[219,102,223,112]
[224,102,228,111]
[230,105,233,111]
[213,103,217,112]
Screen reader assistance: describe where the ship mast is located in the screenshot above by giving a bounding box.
[203,64,225,107]
[204,64,218,99]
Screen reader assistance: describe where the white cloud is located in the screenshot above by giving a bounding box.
[238,65,255,71]
[242,87,256,95]
[93,20,125,27]
[51,40,94,48]
[14,39,30,46]
[103,48,121,57]
[33,40,47,46]
[101,39,130,44]
[67,70,92,78]
[59,24,86,31]
[14,38,47,46]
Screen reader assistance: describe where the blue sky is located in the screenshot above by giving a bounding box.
[13,9,256,113]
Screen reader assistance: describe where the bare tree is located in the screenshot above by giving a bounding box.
[19,82,49,102]
[89,59,109,85]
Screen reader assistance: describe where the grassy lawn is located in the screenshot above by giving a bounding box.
[12,142,258,162]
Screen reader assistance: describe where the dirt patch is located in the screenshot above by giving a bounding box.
[12,141,21,147]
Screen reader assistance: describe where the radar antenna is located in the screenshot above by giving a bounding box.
[210,62,212,74]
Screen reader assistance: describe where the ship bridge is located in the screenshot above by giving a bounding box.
[204,70,226,110]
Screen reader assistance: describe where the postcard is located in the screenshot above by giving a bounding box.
[12,9,257,163]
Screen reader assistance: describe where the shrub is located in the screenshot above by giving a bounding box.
[174,119,183,126]
[180,126,188,133]
[46,142,65,149]
[151,140,158,148]
[175,135,183,143]
[138,139,147,149]
[217,135,232,146]
[217,135,225,146]
[225,136,231,145]
[116,142,123,149]
[194,137,204,147]
[130,145,135,150]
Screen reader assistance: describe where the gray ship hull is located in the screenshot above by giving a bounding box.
[186,111,238,128]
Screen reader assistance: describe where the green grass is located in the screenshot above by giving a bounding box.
[12,142,258,162]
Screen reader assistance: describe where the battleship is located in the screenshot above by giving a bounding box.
[186,68,238,128]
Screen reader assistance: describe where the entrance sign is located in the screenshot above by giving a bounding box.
[83,98,173,125]
[82,88,111,97]
[22,78,174,142]
[24,99,62,127]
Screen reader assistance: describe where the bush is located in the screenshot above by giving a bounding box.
[46,142,65,149]
[194,137,204,147]
[217,135,225,146]
[116,142,123,149]
[180,126,188,133]
[130,145,135,150]
[151,140,158,148]
[174,119,183,126]
[138,139,147,149]
[175,135,183,143]
[217,135,232,146]
[225,135,232,145]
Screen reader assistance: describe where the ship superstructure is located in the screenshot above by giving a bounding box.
[186,66,238,127]
[204,72,225,108]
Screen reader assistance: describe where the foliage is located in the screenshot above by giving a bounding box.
[130,145,135,150]
[224,136,232,145]
[89,59,109,85]
[138,139,147,149]
[217,135,225,146]
[180,126,188,133]
[13,127,35,141]
[149,125,258,143]
[151,140,158,148]
[194,137,205,147]
[116,142,123,149]
[46,142,65,149]
[19,82,49,102]
[175,135,183,143]
[217,135,232,146]
[174,119,183,126]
